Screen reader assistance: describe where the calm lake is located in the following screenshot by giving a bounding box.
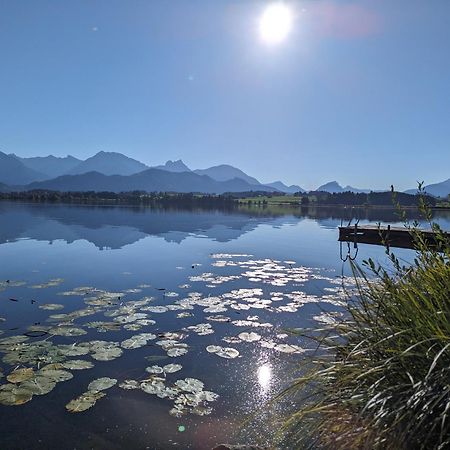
[0,202,449,450]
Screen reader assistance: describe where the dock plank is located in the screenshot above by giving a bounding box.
[338,225,449,250]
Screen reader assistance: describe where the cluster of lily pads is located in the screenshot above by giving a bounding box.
[0,253,352,415]
[119,373,218,417]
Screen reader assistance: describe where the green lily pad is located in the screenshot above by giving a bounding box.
[145,365,163,374]
[62,360,94,370]
[39,368,73,382]
[118,379,140,390]
[7,368,34,384]
[0,383,33,406]
[49,326,87,337]
[20,375,56,396]
[163,364,182,374]
[66,391,106,413]
[238,332,261,342]
[39,304,64,311]
[88,377,117,393]
[175,378,204,394]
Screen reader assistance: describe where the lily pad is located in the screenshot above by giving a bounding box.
[163,364,182,374]
[207,346,239,359]
[0,383,33,406]
[39,304,64,311]
[145,365,164,374]
[167,347,188,357]
[175,378,204,394]
[121,333,156,350]
[20,375,56,395]
[66,391,106,413]
[62,360,94,370]
[49,326,87,337]
[119,379,140,390]
[206,345,222,354]
[39,368,73,382]
[7,368,34,384]
[141,378,166,395]
[88,377,117,393]
[238,332,261,342]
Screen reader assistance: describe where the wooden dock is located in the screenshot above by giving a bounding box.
[338,224,449,250]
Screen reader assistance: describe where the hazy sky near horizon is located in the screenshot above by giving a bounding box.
[0,0,449,190]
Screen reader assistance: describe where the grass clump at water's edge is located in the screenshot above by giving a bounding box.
[278,203,450,449]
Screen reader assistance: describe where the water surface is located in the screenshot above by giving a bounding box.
[0,202,448,449]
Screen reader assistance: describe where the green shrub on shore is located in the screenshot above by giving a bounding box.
[280,208,450,449]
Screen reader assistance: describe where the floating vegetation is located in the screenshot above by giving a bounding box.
[85,321,122,332]
[145,365,164,374]
[0,251,347,420]
[38,303,65,311]
[165,292,179,298]
[222,336,241,344]
[119,379,140,390]
[31,278,64,289]
[49,326,87,337]
[273,343,305,354]
[0,280,26,290]
[119,373,219,417]
[238,332,261,342]
[0,383,33,406]
[66,391,106,413]
[89,341,123,361]
[0,365,73,406]
[206,314,230,322]
[313,311,344,325]
[163,363,182,373]
[206,345,240,359]
[176,312,194,319]
[141,305,168,313]
[62,360,94,370]
[88,377,117,393]
[185,323,214,336]
[154,336,189,358]
[190,273,240,285]
[121,333,156,350]
[7,368,34,383]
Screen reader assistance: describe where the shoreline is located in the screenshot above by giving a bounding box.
[1,197,449,211]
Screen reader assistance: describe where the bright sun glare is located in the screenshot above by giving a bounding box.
[259,3,293,45]
[257,364,272,390]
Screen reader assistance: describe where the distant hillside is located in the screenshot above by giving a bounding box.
[22,169,279,194]
[153,159,191,173]
[194,165,260,185]
[68,151,148,176]
[314,190,436,207]
[405,178,450,198]
[316,181,370,194]
[0,151,47,185]
[266,181,305,194]
[16,154,81,179]
[0,182,10,192]
[316,181,345,193]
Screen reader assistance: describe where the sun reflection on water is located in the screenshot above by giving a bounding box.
[257,364,272,391]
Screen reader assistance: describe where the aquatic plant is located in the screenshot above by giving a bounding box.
[280,200,450,449]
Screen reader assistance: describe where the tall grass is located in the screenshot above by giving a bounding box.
[280,199,450,449]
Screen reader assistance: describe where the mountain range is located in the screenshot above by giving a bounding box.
[316,181,371,194]
[405,179,450,198]
[0,150,448,197]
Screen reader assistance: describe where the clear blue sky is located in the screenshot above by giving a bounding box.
[0,0,449,190]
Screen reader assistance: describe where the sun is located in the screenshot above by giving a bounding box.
[259,3,293,45]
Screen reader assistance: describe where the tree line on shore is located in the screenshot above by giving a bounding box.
[0,189,438,208]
